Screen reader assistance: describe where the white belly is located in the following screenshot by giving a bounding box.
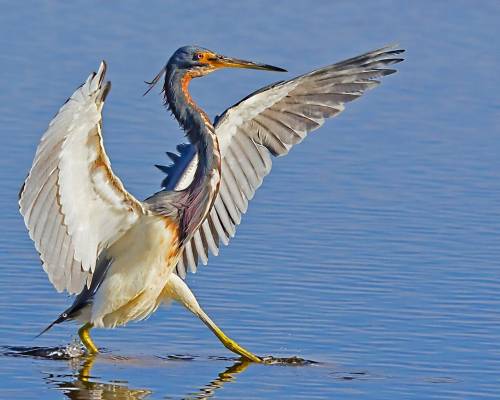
[90,215,180,328]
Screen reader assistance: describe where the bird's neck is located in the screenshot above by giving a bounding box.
[164,67,222,239]
[165,68,210,140]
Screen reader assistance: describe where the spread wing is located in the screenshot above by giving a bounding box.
[19,62,145,294]
[157,45,404,278]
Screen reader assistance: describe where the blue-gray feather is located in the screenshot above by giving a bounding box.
[156,143,196,190]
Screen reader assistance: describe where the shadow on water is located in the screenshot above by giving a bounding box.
[1,345,318,399]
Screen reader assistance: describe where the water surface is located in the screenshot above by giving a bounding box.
[1,1,499,399]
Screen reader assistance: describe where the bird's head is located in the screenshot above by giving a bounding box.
[168,45,287,75]
[144,46,286,95]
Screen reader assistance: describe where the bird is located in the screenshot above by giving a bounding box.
[19,45,404,362]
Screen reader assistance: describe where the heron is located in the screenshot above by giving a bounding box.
[19,45,404,362]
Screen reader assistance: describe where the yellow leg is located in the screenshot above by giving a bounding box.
[199,313,262,363]
[164,274,262,363]
[78,323,99,354]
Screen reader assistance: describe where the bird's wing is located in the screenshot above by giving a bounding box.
[19,62,145,294]
[157,45,404,278]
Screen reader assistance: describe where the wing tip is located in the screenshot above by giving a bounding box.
[82,60,111,102]
[380,45,405,64]
[98,60,107,82]
[380,43,404,53]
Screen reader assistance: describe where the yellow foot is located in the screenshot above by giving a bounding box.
[198,311,262,363]
[216,330,262,363]
[78,323,99,354]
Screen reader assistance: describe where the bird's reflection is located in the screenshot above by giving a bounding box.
[47,353,251,400]
[186,359,251,400]
[50,355,152,400]
[3,345,314,399]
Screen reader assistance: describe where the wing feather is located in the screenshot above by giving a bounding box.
[19,62,145,294]
[227,146,253,199]
[193,229,208,266]
[210,207,230,245]
[202,219,219,256]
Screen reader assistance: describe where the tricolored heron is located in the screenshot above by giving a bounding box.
[19,45,404,362]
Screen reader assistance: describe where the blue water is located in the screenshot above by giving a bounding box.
[1,1,500,399]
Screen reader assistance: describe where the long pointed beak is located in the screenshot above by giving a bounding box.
[211,55,287,72]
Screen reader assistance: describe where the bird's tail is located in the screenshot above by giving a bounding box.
[35,253,111,339]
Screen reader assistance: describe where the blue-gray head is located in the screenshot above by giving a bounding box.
[168,45,286,73]
[144,45,286,95]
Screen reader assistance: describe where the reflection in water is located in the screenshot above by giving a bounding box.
[49,356,152,400]
[2,346,252,400]
[2,346,317,399]
[185,359,251,400]
[53,355,317,399]
[49,354,251,400]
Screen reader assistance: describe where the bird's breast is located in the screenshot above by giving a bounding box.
[91,215,182,328]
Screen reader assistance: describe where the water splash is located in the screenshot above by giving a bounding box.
[261,355,318,366]
[2,339,85,360]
